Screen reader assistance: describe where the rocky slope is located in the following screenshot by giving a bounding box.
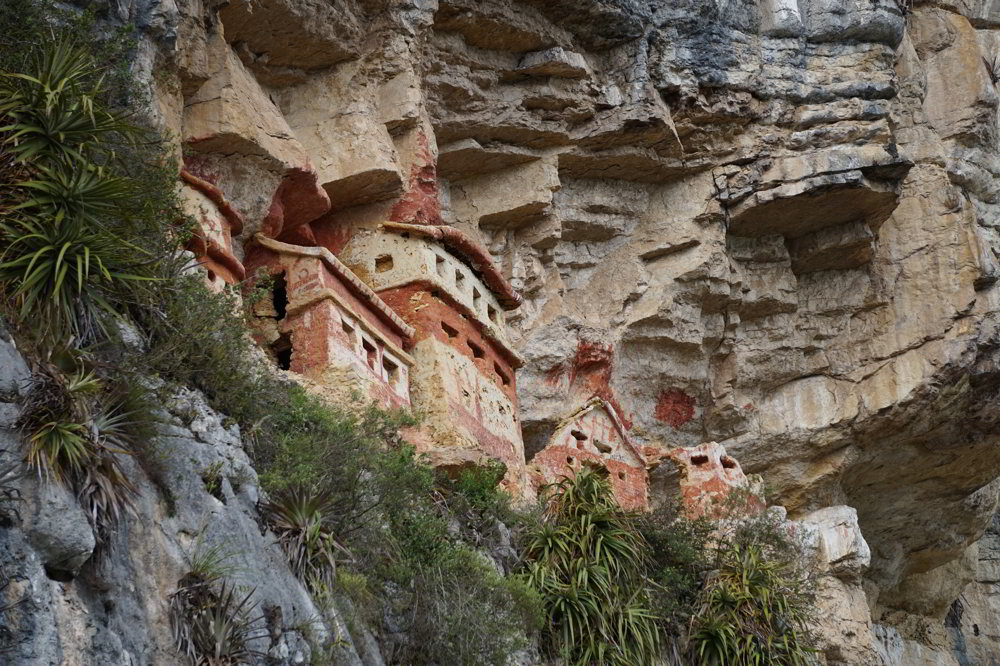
[2,0,1000,663]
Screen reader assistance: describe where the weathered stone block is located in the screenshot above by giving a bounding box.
[280,71,404,209]
[450,159,560,228]
[799,505,872,581]
[437,139,539,181]
[516,47,590,79]
[788,220,875,274]
[218,0,364,77]
[183,47,309,167]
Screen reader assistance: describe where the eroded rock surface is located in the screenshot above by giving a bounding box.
[4,0,1000,662]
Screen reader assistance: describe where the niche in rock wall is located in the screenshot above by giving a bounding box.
[721,158,911,276]
[272,333,292,371]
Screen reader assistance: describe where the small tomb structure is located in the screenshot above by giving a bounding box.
[180,170,247,289]
[340,225,525,475]
[532,398,649,510]
[668,442,761,519]
[247,235,414,409]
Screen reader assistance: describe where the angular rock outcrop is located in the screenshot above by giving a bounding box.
[6,0,1000,662]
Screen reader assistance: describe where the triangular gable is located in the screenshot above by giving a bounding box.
[551,397,646,468]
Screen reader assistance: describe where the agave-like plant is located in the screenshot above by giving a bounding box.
[260,486,344,591]
[170,577,265,666]
[687,542,814,666]
[0,38,128,164]
[189,583,264,666]
[18,363,138,540]
[522,466,661,666]
[0,37,154,343]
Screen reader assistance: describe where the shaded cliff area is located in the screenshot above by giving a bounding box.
[1,0,1000,664]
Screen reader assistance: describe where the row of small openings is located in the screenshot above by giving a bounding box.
[563,455,629,481]
[690,453,738,469]
[572,429,613,454]
[343,315,401,384]
[433,254,502,326]
[440,321,511,386]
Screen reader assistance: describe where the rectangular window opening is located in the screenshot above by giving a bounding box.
[472,287,482,311]
[435,255,447,278]
[494,362,510,386]
[455,269,465,289]
[272,272,288,320]
[487,305,499,324]
[362,338,378,371]
[467,340,485,359]
[375,254,394,273]
[382,355,399,384]
[441,321,459,339]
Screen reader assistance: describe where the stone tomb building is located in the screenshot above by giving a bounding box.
[247,235,415,409]
[179,169,247,290]
[341,225,526,477]
[667,442,761,519]
[531,398,650,510]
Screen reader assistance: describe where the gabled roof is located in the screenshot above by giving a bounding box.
[555,397,647,467]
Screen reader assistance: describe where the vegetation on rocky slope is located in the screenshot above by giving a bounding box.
[0,2,818,664]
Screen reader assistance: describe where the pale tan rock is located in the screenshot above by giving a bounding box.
[183,44,308,167]
[277,68,403,208]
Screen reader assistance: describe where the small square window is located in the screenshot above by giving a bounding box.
[382,355,399,384]
[442,321,459,338]
[455,270,465,289]
[362,338,378,371]
[618,471,626,481]
[375,254,394,273]
[435,255,447,278]
[467,340,485,359]
[494,362,510,386]
[487,305,499,324]
[472,287,482,310]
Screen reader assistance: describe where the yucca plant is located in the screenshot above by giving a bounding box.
[0,37,158,344]
[0,38,127,164]
[522,466,661,666]
[170,576,265,666]
[687,541,814,666]
[260,486,344,592]
[18,362,139,541]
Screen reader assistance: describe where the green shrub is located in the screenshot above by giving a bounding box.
[636,500,713,653]
[523,466,661,666]
[18,361,142,541]
[686,494,816,666]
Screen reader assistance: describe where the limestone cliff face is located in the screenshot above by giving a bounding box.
[4,0,1000,663]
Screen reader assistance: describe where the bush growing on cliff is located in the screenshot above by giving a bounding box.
[523,466,661,665]
[685,496,817,666]
[523,470,817,666]
[0,32,186,349]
